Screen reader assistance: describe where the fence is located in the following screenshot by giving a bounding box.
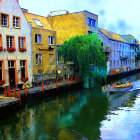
[32,73,64,87]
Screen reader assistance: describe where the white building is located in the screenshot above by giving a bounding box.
[98,28,135,74]
[0,0,33,88]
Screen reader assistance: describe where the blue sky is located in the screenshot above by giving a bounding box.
[20,0,140,40]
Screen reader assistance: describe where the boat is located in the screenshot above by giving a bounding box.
[109,81,133,93]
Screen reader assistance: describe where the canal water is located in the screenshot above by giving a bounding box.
[0,73,140,140]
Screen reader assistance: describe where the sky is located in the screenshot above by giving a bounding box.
[19,0,140,40]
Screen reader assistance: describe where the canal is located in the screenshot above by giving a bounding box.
[0,73,140,140]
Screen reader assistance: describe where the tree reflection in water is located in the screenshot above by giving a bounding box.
[0,88,109,140]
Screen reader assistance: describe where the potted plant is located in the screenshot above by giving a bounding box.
[0,47,3,52]
[7,47,16,52]
[19,48,27,52]
[21,77,29,83]
[0,80,5,86]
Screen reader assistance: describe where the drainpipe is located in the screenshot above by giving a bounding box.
[54,31,58,79]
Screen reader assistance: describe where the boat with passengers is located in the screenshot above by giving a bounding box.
[109,81,133,93]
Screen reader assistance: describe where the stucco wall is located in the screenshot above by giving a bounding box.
[32,28,56,76]
[0,0,33,86]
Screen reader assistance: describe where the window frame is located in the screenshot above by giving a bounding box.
[87,17,96,27]
[36,54,42,65]
[33,19,43,27]
[35,34,42,44]
[13,16,21,29]
[0,61,3,81]
[6,35,15,48]
[48,36,54,45]
[0,34,3,48]
[0,13,9,27]
[18,36,26,49]
[20,60,26,78]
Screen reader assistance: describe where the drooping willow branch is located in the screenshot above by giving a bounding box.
[57,33,107,88]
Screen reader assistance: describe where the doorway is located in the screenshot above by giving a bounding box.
[8,61,15,88]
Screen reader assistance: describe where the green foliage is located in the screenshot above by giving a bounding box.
[57,33,107,88]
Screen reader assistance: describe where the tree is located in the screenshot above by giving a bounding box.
[57,33,107,88]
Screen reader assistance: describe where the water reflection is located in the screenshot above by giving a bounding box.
[0,73,139,140]
[0,88,109,140]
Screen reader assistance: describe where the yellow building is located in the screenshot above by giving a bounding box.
[23,10,57,81]
[46,10,98,78]
[46,10,98,45]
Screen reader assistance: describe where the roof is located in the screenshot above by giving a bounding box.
[98,28,127,43]
[23,12,52,30]
[46,10,98,18]
[121,34,140,45]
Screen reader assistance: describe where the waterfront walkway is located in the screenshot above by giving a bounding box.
[0,79,80,109]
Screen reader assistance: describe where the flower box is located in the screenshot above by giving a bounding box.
[19,48,27,52]
[0,47,3,52]
[7,47,16,52]
[0,80,5,86]
[21,77,28,82]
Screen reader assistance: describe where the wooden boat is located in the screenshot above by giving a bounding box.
[109,82,133,93]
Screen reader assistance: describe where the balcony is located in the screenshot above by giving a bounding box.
[120,55,130,59]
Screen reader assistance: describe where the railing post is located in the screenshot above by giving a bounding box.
[18,89,21,105]
[42,81,44,94]
[14,88,17,98]
[4,88,7,97]
[24,85,27,96]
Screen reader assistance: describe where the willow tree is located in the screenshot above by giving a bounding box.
[57,33,107,88]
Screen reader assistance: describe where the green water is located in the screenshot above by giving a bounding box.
[0,73,140,140]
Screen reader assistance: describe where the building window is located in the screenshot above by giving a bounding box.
[121,60,123,66]
[7,36,14,48]
[87,17,96,27]
[13,16,20,28]
[1,13,9,27]
[35,34,41,44]
[36,54,42,65]
[19,37,26,49]
[33,19,43,27]
[117,60,119,66]
[88,31,93,35]
[48,36,54,45]
[110,61,112,67]
[114,50,115,57]
[20,60,26,78]
[132,59,134,63]
[0,61,3,81]
[119,51,121,57]
[49,54,55,65]
[101,42,103,46]
[114,60,115,66]
[8,61,15,68]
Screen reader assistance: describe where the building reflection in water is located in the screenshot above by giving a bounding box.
[0,85,139,140]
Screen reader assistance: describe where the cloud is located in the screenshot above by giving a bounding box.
[20,0,140,39]
[99,10,106,16]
